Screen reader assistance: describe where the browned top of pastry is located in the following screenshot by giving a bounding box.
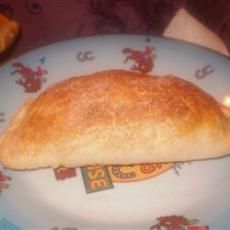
[26,70,227,140]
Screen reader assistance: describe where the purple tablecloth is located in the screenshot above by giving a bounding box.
[0,0,229,60]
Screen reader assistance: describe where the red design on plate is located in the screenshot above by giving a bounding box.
[188,226,209,230]
[0,170,11,193]
[76,51,95,62]
[54,166,77,181]
[122,46,155,74]
[0,112,5,122]
[11,62,47,93]
[150,215,209,230]
[195,65,215,80]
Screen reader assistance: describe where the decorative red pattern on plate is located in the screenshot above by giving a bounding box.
[150,215,209,230]
[0,170,11,194]
[53,166,77,181]
[188,226,210,230]
[122,46,156,73]
[195,65,215,80]
[11,62,47,93]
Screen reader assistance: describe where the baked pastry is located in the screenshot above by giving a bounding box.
[0,70,229,170]
[0,14,20,53]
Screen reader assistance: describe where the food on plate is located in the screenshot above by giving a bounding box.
[0,70,229,170]
[0,14,20,53]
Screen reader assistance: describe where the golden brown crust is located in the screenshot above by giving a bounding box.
[0,70,230,169]
[0,14,20,53]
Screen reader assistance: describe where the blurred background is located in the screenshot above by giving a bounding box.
[0,0,229,62]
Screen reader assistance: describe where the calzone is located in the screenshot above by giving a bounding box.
[0,70,230,169]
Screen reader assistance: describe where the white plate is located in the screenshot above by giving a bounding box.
[0,35,230,230]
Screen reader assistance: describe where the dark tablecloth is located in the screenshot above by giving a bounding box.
[0,0,229,59]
